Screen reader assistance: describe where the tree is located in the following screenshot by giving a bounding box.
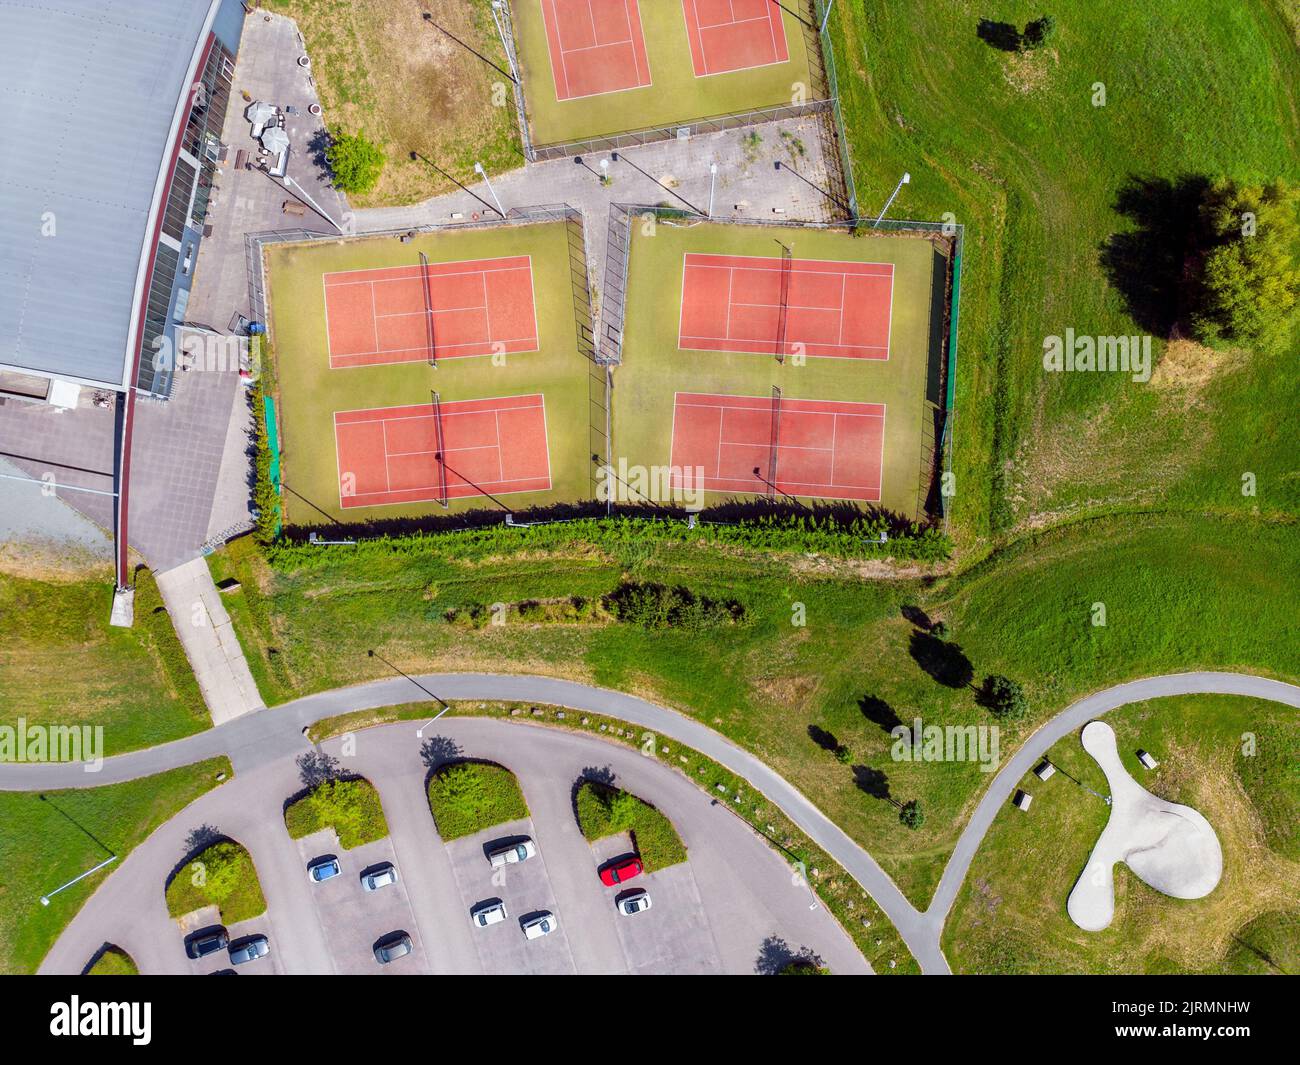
[982,674,1029,720]
[1021,15,1058,50]
[325,129,385,194]
[1191,180,1300,344]
[899,799,925,830]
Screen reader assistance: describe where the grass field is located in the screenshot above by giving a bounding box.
[264,221,600,524]
[943,695,1300,974]
[0,758,231,974]
[511,0,820,146]
[827,1,1300,542]
[209,510,1299,906]
[426,762,530,840]
[261,0,520,207]
[614,219,943,518]
[0,570,209,756]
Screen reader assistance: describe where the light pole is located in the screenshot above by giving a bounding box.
[708,162,718,217]
[599,157,610,185]
[873,171,910,228]
[819,0,836,35]
[488,2,519,83]
[473,161,506,217]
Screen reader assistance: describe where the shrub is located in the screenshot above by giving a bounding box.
[325,130,385,194]
[981,674,1029,720]
[899,799,925,830]
[284,777,389,848]
[605,581,743,631]
[165,840,266,923]
[427,763,529,840]
[1021,14,1057,50]
[574,781,687,870]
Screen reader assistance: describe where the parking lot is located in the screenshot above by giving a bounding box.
[445,818,577,975]
[293,829,429,974]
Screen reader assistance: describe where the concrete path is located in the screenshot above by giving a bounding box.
[9,671,1299,975]
[40,718,867,975]
[154,559,265,724]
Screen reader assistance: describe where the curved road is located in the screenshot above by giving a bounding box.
[7,670,1298,975]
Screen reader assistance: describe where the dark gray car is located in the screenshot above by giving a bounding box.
[228,934,270,966]
[373,931,412,964]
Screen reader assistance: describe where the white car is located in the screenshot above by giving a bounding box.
[488,839,537,868]
[361,863,398,891]
[618,890,652,916]
[471,901,507,928]
[521,912,558,940]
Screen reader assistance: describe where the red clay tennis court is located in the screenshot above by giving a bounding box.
[323,255,539,369]
[334,394,551,509]
[541,0,652,100]
[682,0,789,77]
[679,252,894,359]
[669,391,885,502]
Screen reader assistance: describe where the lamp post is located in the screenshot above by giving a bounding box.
[708,162,718,217]
[473,161,506,217]
[873,171,910,228]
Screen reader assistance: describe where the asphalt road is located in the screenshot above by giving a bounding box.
[39,718,868,975]
[14,671,1299,975]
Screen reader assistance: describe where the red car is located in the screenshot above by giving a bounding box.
[599,857,643,886]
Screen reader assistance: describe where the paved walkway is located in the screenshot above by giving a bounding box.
[9,670,1297,974]
[154,559,265,724]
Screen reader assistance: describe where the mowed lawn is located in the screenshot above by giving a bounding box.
[510,0,819,146]
[210,511,1300,907]
[614,220,942,518]
[261,0,519,206]
[264,221,600,525]
[0,571,209,755]
[0,758,232,974]
[828,1,1300,541]
[943,695,1300,974]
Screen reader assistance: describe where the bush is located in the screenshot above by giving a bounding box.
[284,777,389,848]
[165,840,266,924]
[981,674,1029,720]
[574,781,687,871]
[325,130,385,194]
[427,763,529,840]
[605,581,743,631]
[1191,179,1300,343]
[899,799,925,830]
[1021,14,1057,50]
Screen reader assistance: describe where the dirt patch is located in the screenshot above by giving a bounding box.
[1150,338,1231,397]
[0,541,112,583]
[1001,48,1059,94]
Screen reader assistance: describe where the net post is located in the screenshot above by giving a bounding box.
[420,250,437,369]
[775,243,793,363]
[767,385,782,498]
[431,388,448,508]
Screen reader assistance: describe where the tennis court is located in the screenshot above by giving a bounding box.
[334,394,552,509]
[323,255,539,369]
[669,391,885,502]
[678,252,895,360]
[682,0,789,77]
[540,0,653,100]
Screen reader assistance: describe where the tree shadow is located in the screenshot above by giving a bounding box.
[754,934,824,975]
[900,604,934,630]
[183,824,223,855]
[908,630,974,689]
[297,750,341,788]
[852,765,892,802]
[419,734,462,770]
[858,695,903,735]
[976,19,1022,51]
[1098,174,1211,337]
[807,724,841,753]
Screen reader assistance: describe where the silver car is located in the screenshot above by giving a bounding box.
[488,839,537,867]
[471,901,507,928]
[361,863,398,891]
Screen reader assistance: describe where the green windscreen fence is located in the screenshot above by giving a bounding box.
[264,392,283,533]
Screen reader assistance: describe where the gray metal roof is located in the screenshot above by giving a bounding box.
[0,0,214,388]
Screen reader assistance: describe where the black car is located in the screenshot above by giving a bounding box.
[185,928,228,960]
